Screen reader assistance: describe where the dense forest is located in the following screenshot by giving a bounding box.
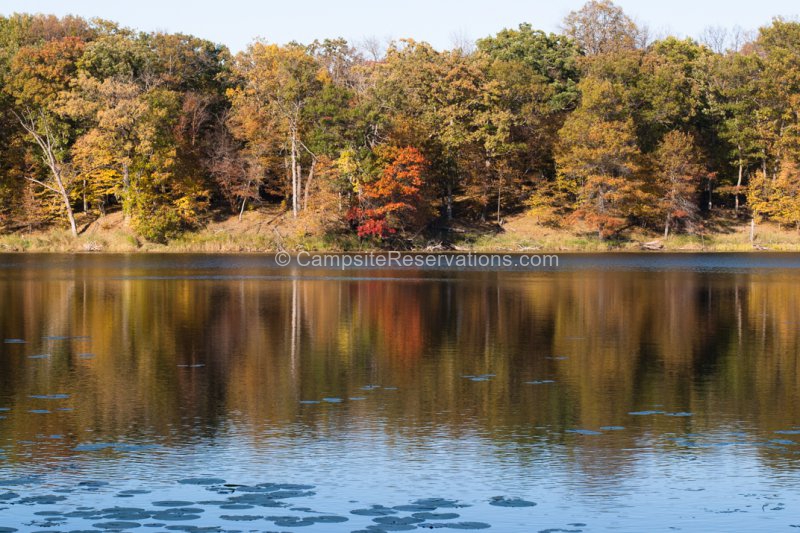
[1,1,799,245]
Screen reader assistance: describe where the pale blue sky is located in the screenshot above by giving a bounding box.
[2,0,798,52]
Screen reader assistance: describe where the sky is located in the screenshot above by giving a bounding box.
[2,0,799,52]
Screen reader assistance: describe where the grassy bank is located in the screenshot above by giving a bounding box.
[2,209,800,253]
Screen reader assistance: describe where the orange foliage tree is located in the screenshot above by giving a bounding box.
[348,146,428,239]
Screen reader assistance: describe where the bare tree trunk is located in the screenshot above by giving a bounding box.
[290,129,298,218]
[735,157,743,212]
[15,110,79,237]
[302,158,316,211]
[122,163,130,224]
[750,217,756,244]
[496,174,503,225]
[61,188,78,237]
[664,215,671,239]
[239,198,247,222]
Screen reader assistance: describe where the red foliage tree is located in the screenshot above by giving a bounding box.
[349,146,428,239]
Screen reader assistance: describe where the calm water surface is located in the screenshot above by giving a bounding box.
[1,253,800,532]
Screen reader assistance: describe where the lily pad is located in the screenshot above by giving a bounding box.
[426,522,491,530]
[178,478,226,486]
[151,501,196,507]
[19,494,67,505]
[566,429,603,436]
[413,512,460,520]
[374,516,424,525]
[489,496,537,507]
[351,505,397,517]
[412,498,465,509]
[220,514,262,521]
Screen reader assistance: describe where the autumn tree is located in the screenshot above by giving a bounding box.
[555,76,646,238]
[563,0,644,56]
[654,131,706,237]
[229,43,324,218]
[349,146,428,239]
[5,35,87,236]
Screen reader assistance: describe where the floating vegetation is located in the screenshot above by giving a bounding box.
[351,505,398,516]
[78,480,109,489]
[19,494,67,505]
[411,498,465,509]
[426,522,491,529]
[0,475,43,486]
[489,496,537,507]
[151,508,204,521]
[566,429,603,436]
[42,335,90,341]
[220,514,262,521]
[373,515,425,525]
[92,521,143,530]
[178,478,226,486]
[463,374,495,382]
[412,512,460,520]
[151,500,197,507]
[393,503,437,512]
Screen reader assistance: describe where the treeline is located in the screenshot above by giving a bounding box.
[1,1,799,243]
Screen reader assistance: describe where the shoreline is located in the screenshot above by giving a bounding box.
[2,210,800,254]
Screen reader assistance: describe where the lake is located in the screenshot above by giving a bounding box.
[0,253,799,532]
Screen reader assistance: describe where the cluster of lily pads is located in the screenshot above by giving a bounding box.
[0,476,547,532]
[299,385,398,405]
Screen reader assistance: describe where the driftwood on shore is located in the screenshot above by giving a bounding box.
[641,240,664,251]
